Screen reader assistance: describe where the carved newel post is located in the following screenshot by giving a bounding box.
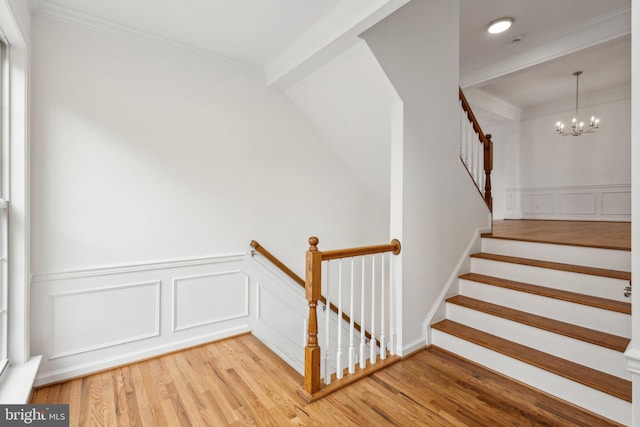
[304,236,322,394]
[484,133,493,212]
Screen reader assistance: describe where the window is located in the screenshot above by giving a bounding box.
[0,39,7,375]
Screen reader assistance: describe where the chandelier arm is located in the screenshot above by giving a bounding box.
[555,71,597,137]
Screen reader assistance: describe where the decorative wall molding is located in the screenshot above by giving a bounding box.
[172,271,249,332]
[31,253,251,386]
[31,253,244,283]
[49,281,161,359]
[505,184,631,221]
[244,252,308,374]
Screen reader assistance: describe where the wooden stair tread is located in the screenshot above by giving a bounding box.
[471,252,631,281]
[480,233,630,251]
[432,320,632,402]
[446,295,629,352]
[460,272,631,315]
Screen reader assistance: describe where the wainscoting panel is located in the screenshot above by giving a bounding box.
[51,281,160,359]
[505,184,631,221]
[173,271,249,332]
[244,251,308,374]
[558,193,595,215]
[31,253,251,385]
[523,194,554,215]
[601,191,632,215]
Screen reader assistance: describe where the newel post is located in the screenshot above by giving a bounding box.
[484,134,493,212]
[304,236,322,394]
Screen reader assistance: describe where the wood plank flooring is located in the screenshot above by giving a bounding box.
[487,220,631,251]
[31,333,621,426]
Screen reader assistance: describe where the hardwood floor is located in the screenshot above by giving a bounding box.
[488,219,631,251]
[31,334,621,426]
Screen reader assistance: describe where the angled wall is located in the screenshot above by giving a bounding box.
[362,0,490,354]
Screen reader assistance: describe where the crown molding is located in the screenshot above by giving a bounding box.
[465,88,522,123]
[522,84,630,121]
[35,1,260,72]
[461,6,631,88]
[265,0,409,89]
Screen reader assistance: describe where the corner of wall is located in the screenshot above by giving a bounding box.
[422,226,487,346]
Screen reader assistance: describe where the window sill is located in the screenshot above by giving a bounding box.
[0,355,42,403]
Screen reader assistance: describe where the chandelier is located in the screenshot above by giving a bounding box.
[555,71,599,136]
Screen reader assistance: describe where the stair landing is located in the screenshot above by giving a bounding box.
[486,219,631,251]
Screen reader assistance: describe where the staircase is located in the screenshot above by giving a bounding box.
[431,234,632,426]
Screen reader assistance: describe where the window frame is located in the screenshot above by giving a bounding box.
[0,39,7,376]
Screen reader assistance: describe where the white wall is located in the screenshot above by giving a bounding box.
[362,0,491,354]
[474,88,631,220]
[503,93,632,221]
[520,96,631,189]
[480,122,520,220]
[30,16,387,275]
[29,15,388,383]
[286,40,400,208]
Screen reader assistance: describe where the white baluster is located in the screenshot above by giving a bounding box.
[389,253,396,355]
[459,103,464,159]
[478,138,483,186]
[348,257,355,374]
[467,124,474,174]
[380,253,386,360]
[463,118,469,167]
[324,261,331,384]
[359,256,366,369]
[336,259,343,379]
[370,254,376,364]
[475,134,481,185]
[480,145,486,197]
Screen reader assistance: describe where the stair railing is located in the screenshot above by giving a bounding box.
[250,240,377,344]
[459,88,493,212]
[299,236,401,402]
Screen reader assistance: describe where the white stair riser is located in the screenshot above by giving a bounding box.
[446,303,630,380]
[432,331,631,426]
[470,258,629,303]
[481,238,631,272]
[459,280,630,338]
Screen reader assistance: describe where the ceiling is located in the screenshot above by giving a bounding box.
[460,0,631,115]
[29,0,343,67]
[29,0,631,111]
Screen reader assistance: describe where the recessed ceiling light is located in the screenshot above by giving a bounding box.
[487,17,514,34]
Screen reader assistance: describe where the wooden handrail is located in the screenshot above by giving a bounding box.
[250,239,379,346]
[250,240,305,287]
[459,87,493,212]
[302,236,402,399]
[459,88,489,146]
[321,239,401,261]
